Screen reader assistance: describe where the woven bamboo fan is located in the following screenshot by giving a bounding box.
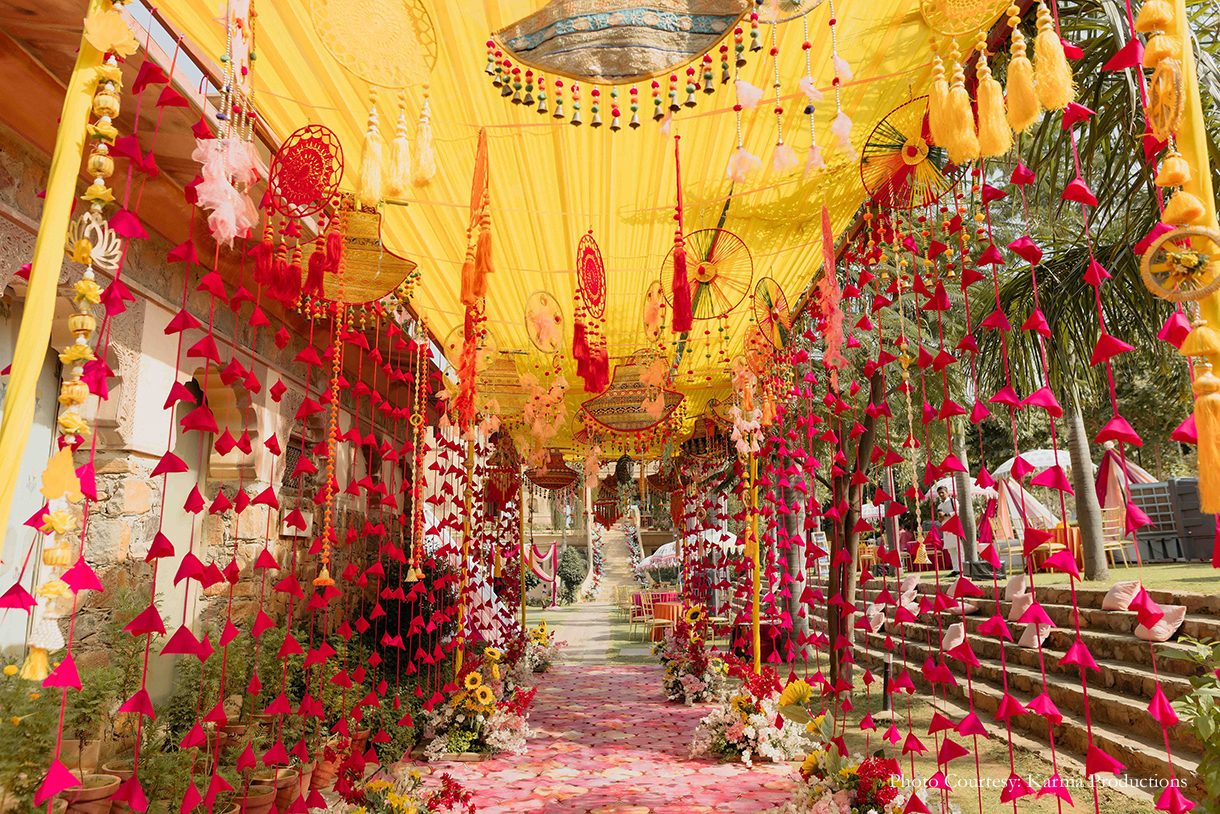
[304,198,417,304]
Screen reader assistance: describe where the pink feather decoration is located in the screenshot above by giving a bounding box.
[805,144,826,176]
[799,76,824,103]
[772,143,799,174]
[726,146,762,181]
[734,79,765,109]
[833,55,854,83]
[818,206,846,383]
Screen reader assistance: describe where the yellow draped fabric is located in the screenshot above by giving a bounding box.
[156,0,939,449]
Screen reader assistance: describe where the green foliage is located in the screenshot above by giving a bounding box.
[556,546,587,604]
[1168,637,1220,812]
[0,659,60,814]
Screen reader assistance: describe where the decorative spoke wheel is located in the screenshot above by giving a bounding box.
[1140,225,1220,301]
[661,228,753,320]
[752,277,791,348]
[860,96,961,210]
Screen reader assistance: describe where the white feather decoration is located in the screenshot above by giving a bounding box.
[832,111,857,161]
[772,143,799,174]
[734,79,766,109]
[799,76,824,103]
[726,146,763,181]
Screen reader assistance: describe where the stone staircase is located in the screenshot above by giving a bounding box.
[596,525,637,600]
[818,576,1215,796]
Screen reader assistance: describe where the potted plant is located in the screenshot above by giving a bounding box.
[0,658,59,814]
[251,767,299,811]
[59,771,119,814]
[237,783,275,814]
[62,665,119,773]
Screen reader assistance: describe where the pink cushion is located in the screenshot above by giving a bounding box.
[900,575,920,593]
[1017,623,1053,648]
[957,602,980,615]
[1102,581,1140,612]
[942,622,966,653]
[1008,592,1035,623]
[1004,574,1028,601]
[1135,604,1187,642]
[900,588,918,606]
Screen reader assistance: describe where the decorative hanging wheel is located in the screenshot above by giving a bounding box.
[661,228,753,320]
[268,125,344,219]
[919,0,1013,37]
[752,277,791,349]
[1140,225,1220,301]
[1146,59,1184,142]
[642,280,666,342]
[744,325,773,376]
[442,324,498,373]
[311,0,437,87]
[577,232,607,320]
[860,96,961,210]
[756,0,828,23]
[524,290,565,354]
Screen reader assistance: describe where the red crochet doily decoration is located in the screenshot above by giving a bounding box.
[268,124,344,218]
[576,231,607,320]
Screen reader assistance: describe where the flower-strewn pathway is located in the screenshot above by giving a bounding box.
[422,663,798,814]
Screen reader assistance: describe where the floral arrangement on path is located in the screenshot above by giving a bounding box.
[578,524,605,602]
[690,659,814,767]
[420,645,538,761]
[654,604,728,705]
[623,522,647,586]
[769,682,940,814]
[336,769,475,814]
[522,619,565,674]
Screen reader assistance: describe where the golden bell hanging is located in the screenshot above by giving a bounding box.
[537,97,549,115]
[570,108,582,125]
[684,91,697,107]
[610,115,621,132]
[68,312,97,338]
[552,100,565,119]
[511,89,522,104]
[500,83,513,98]
[590,111,602,127]
[523,92,534,106]
[653,106,666,122]
[628,112,640,129]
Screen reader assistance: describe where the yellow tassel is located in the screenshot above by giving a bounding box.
[386,99,412,198]
[943,49,978,165]
[976,48,1011,157]
[19,647,49,681]
[1033,1,1074,111]
[1006,28,1041,133]
[356,102,383,208]
[412,83,436,188]
[928,46,951,147]
[1135,0,1174,33]
[1162,190,1206,225]
[1192,364,1220,513]
[1182,322,1220,357]
[1156,152,1191,187]
[1143,34,1182,67]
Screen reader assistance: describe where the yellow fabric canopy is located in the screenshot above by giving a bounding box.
[156,0,940,453]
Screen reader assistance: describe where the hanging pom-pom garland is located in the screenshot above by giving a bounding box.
[800,16,825,175]
[1033,0,1074,110]
[356,98,384,208]
[768,21,798,174]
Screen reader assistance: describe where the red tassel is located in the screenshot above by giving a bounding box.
[573,318,590,384]
[283,246,303,305]
[671,238,693,333]
[253,222,274,290]
[271,244,293,305]
[325,224,344,269]
[303,247,326,300]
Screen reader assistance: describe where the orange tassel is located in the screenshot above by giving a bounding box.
[473,219,492,301]
[459,241,477,307]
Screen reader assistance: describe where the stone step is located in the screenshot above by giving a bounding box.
[815,577,1220,642]
[851,638,1204,798]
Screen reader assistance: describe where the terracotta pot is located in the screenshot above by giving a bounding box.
[217,724,248,753]
[99,761,133,814]
[240,784,275,814]
[216,806,240,814]
[60,772,119,814]
[293,762,315,802]
[252,769,299,811]
[309,760,336,791]
[60,738,102,771]
[351,728,371,754]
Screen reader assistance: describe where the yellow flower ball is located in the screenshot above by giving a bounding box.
[3,665,17,676]
[10,717,19,726]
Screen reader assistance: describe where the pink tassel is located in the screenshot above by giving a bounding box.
[727,146,762,181]
[833,55,854,82]
[735,79,765,109]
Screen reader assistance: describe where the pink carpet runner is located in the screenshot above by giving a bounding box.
[416,664,798,813]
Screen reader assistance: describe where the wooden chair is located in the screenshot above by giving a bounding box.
[649,593,676,641]
[989,518,1021,577]
[858,542,879,573]
[1102,506,1132,568]
[627,592,649,640]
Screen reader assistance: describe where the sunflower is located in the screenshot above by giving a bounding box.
[684,604,706,624]
[484,647,504,662]
[463,672,483,690]
[475,685,494,706]
[778,678,814,710]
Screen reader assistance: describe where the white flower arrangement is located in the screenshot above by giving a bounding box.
[691,691,814,767]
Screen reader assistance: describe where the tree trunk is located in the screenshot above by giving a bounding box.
[1067,410,1109,582]
[953,426,977,566]
[827,370,884,684]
